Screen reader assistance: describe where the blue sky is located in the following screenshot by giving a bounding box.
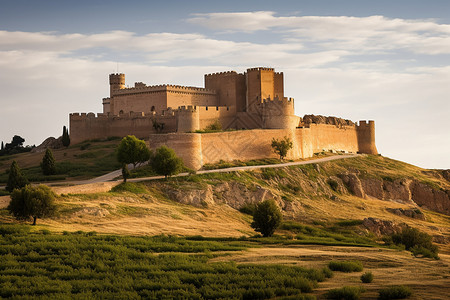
[0,0,449,168]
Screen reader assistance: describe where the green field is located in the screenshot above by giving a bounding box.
[0,225,331,299]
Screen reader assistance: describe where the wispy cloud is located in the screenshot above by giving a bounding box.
[189,12,450,54]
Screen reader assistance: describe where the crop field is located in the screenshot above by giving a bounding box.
[0,225,330,299]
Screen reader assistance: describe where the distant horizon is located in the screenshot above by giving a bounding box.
[0,0,449,169]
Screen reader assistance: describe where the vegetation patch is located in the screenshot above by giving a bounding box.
[328,260,363,272]
[378,285,412,300]
[111,182,148,194]
[326,286,366,299]
[360,271,374,283]
[386,227,439,259]
[0,226,330,299]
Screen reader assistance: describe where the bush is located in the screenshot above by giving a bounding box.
[328,261,363,272]
[251,199,283,237]
[378,285,412,300]
[360,271,374,283]
[390,227,439,259]
[326,286,365,299]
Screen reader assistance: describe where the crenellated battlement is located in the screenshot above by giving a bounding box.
[112,84,216,96]
[247,67,275,72]
[205,70,238,77]
[261,96,294,104]
[357,120,375,127]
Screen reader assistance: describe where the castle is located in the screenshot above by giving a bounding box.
[70,67,377,169]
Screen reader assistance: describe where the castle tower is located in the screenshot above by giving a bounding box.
[357,120,378,154]
[109,73,125,96]
[177,106,200,132]
[261,97,298,129]
[246,67,284,113]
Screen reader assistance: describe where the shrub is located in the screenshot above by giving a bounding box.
[328,261,363,272]
[378,285,412,300]
[360,271,374,283]
[326,286,365,299]
[204,119,222,131]
[390,227,438,259]
[251,199,283,237]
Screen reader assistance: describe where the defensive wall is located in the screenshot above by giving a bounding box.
[149,121,377,170]
[69,112,177,144]
[71,67,378,168]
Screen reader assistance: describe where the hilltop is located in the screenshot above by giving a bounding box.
[1,147,450,299]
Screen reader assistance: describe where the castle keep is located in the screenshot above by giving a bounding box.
[70,67,377,169]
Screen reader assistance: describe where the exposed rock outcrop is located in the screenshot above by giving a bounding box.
[341,172,449,216]
[386,208,425,220]
[31,136,64,153]
[362,217,404,236]
[339,173,366,198]
[303,114,355,127]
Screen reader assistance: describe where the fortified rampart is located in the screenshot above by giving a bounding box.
[70,67,378,169]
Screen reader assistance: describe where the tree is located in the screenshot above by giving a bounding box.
[150,145,183,179]
[117,135,151,168]
[271,136,293,160]
[62,126,70,147]
[1,141,3,150]
[122,164,131,183]
[7,185,56,225]
[251,199,282,237]
[41,148,56,175]
[6,161,29,192]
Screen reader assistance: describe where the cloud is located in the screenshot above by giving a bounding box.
[189,12,450,55]
[0,18,449,169]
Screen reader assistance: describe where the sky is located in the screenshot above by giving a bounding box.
[0,0,449,169]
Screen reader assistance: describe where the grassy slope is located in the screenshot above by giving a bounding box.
[0,139,121,183]
[1,154,450,298]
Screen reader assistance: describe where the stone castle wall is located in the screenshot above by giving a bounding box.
[70,112,177,144]
[149,122,377,170]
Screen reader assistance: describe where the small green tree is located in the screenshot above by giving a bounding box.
[150,145,183,179]
[41,148,56,175]
[205,119,222,131]
[271,136,293,160]
[251,199,282,237]
[62,125,70,147]
[122,164,131,183]
[8,185,56,225]
[6,161,29,192]
[117,135,151,169]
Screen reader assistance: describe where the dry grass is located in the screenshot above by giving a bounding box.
[210,246,450,299]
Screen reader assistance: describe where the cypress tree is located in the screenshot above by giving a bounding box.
[6,160,29,192]
[41,148,56,175]
[62,126,70,147]
[1,141,4,150]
